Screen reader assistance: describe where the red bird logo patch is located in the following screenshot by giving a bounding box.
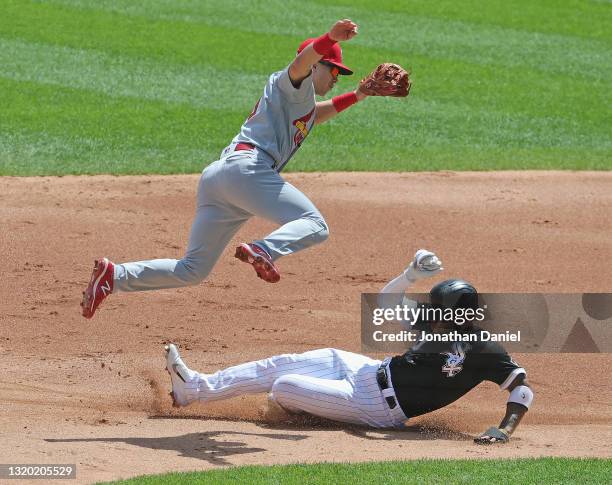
[292,108,315,146]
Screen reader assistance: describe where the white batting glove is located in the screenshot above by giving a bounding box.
[404,249,443,281]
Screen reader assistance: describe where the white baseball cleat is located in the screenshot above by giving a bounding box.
[164,344,196,408]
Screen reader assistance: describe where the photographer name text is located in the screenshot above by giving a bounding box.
[372,330,521,343]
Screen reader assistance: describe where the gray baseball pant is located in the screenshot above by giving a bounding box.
[114,151,328,292]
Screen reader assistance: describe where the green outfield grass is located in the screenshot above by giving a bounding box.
[100,458,611,484]
[1,0,610,175]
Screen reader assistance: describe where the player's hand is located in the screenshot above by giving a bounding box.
[474,427,510,445]
[404,249,443,281]
[329,19,358,42]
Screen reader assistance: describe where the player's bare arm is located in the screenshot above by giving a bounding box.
[475,375,534,444]
[288,19,358,86]
[314,89,368,125]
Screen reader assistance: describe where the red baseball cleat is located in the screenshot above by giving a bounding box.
[234,243,280,283]
[81,257,114,319]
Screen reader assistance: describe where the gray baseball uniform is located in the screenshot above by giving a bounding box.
[230,66,316,172]
[114,66,328,292]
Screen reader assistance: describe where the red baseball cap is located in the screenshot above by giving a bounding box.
[297,38,353,75]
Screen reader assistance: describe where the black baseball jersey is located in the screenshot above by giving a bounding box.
[389,327,525,418]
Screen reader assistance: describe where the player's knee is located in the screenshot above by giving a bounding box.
[270,375,299,403]
[318,222,329,242]
[270,376,305,414]
[184,274,205,286]
[178,259,210,285]
[311,216,329,243]
[271,374,293,392]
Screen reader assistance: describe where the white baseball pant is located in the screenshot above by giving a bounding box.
[178,348,407,429]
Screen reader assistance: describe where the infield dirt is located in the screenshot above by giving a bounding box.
[1,172,611,484]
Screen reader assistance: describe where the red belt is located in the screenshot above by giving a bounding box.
[234,143,255,152]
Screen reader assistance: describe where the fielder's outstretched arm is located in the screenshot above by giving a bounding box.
[314,90,368,125]
[288,19,357,85]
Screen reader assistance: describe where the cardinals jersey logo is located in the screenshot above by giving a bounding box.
[441,342,468,377]
[292,108,315,146]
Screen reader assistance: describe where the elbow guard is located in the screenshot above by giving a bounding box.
[508,385,534,410]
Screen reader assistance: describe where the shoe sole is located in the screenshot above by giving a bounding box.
[234,244,280,283]
[81,258,111,319]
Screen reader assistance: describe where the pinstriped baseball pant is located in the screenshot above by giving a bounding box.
[180,348,407,429]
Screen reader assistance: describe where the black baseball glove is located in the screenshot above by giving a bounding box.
[474,427,510,445]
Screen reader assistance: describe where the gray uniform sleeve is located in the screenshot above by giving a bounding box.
[276,67,314,102]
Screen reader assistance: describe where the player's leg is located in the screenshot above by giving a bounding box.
[113,162,250,292]
[166,347,356,406]
[227,160,329,261]
[269,355,404,428]
[271,375,360,423]
[270,373,393,427]
[114,204,247,291]
[254,179,329,260]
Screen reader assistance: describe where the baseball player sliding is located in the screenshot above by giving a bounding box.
[81,19,410,318]
[165,250,534,444]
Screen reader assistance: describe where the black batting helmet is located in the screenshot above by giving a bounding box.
[429,279,478,311]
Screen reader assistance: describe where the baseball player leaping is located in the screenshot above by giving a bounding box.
[81,20,410,318]
[164,250,534,444]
